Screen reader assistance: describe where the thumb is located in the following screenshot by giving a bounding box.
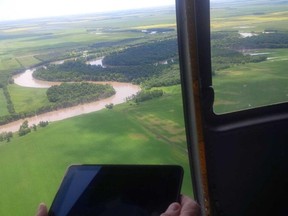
[36,203,48,216]
[160,202,181,216]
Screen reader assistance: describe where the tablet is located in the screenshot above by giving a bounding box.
[48,164,183,216]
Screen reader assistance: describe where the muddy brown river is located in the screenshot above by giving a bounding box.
[0,69,140,133]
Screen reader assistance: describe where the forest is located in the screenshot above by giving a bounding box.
[102,39,178,66]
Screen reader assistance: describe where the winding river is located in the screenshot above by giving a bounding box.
[0,69,140,133]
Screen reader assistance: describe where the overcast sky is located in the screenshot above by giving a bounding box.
[0,0,175,21]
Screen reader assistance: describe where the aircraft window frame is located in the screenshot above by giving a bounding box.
[194,0,288,126]
[176,0,288,215]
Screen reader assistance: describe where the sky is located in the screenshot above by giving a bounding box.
[0,0,174,21]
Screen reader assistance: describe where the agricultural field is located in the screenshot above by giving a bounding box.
[8,85,50,113]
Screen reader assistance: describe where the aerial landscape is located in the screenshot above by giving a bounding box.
[0,0,287,215]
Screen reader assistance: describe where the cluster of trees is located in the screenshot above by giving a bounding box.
[238,32,288,49]
[105,103,114,109]
[142,64,181,89]
[38,121,49,127]
[18,120,31,136]
[18,120,49,137]
[211,31,288,50]
[0,131,13,142]
[209,31,285,73]
[126,89,164,103]
[211,48,267,72]
[102,39,178,66]
[35,64,127,82]
[0,120,50,142]
[46,82,115,105]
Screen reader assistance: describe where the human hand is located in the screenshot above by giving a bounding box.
[35,203,48,216]
[161,195,201,216]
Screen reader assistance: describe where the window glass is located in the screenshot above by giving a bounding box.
[211,0,288,114]
[0,1,192,215]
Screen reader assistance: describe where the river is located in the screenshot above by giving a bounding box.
[0,69,140,133]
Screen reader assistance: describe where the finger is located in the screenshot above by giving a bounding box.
[160,202,181,216]
[181,195,201,216]
[36,203,48,216]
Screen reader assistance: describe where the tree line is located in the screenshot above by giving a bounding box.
[126,89,164,103]
[211,48,267,73]
[0,120,49,142]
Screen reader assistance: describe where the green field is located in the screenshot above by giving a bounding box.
[8,85,50,113]
[0,85,192,216]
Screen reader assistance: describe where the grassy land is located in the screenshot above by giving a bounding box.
[8,85,50,113]
[0,85,192,216]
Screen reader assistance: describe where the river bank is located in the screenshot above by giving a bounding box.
[0,70,140,133]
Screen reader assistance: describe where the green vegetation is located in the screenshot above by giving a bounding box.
[8,85,50,113]
[0,85,191,216]
[105,103,114,109]
[127,89,164,103]
[0,89,9,116]
[103,39,177,66]
[47,82,115,103]
[33,60,165,83]
[18,120,31,136]
[143,64,181,89]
